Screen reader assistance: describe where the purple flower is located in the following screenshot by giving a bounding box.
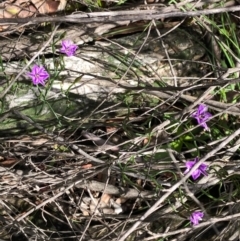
[190,211,204,225]
[27,65,49,86]
[184,157,208,180]
[60,40,78,56]
[191,104,212,130]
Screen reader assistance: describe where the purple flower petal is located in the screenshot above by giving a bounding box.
[190,211,204,225]
[192,169,201,180]
[191,104,212,130]
[27,65,49,86]
[199,163,208,176]
[197,104,208,115]
[199,121,209,131]
[60,40,78,57]
[184,157,208,180]
[184,161,196,174]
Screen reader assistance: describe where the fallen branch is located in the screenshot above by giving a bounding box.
[0,5,239,24]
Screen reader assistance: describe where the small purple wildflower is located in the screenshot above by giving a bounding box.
[27,65,49,86]
[191,104,212,130]
[184,157,208,180]
[60,40,78,56]
[190,211,204,225]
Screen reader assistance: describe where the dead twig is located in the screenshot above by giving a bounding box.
[0,5,239,24]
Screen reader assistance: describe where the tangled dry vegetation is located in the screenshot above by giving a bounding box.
[0,0,240,241]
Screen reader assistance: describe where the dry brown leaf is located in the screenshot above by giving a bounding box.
[32,138,48,145]
[0,0,34,19]
[89,196,121,215]
[101,193,111,204]
[115,197,127,204]
[0,157,19,167]
[0,0,67,31]
[81,164,93,169]
[31,0,66,14]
